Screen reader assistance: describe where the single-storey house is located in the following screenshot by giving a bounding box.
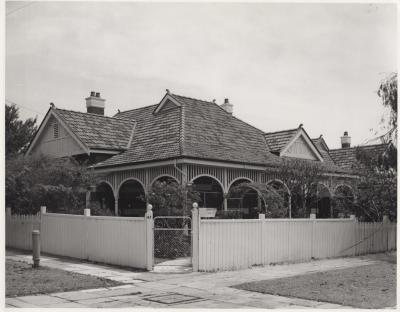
[26,91,391,218]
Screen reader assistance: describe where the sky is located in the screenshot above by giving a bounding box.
[5,2,397,149]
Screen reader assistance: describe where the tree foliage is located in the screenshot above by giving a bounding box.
[377,73,397,144]
[6,154,101,215]
[146,180,201,216]
[5,103,37,158]
[355,146,397,221]
[228,182,286,218]
[273,159,325,217]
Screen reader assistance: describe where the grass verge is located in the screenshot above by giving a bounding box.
[6,259,122,297]
[233,261,396,309]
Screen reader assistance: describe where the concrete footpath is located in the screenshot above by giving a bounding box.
[6,250,383,308]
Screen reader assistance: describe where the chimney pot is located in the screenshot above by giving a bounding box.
[220,98,233,114]
[86,92,105,115]
[341,131,351,148]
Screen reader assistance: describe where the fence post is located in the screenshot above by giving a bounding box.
[383,215,389,251]
[259,214,265,265]
[84,208,91,216]
[40,206,46,215]
[145,204,154,271]
[192,203,200,272]
[32,230,40,268]
[350,214,357,256]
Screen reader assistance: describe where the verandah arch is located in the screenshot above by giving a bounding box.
[190,175,224,210]
[308,183,332,218]
[227,178,259,216]
[267,179,292,218]
[150,174,179,186]
[94,181,115,215]
[333,184,355,218]
[117,178,147,217]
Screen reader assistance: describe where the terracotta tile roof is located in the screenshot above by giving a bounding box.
[172,94,279,166]
[329,143,390,171]
[95,94,280,168]
[54,108,135,151]
[93,93,351,175]
[311,137,336,166]
[264,128,299,153]
[93,103,182,166]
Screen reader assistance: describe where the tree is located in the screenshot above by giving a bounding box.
[376,73,397,144]
[274,158,325,218]
[146,180,200,217]
[354,146,397,221]
[5,103,37,157]
[6,154,102,215]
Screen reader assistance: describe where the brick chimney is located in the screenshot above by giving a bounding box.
[341,131,351,148]
[86,91,105,115]
[220,98,233,114]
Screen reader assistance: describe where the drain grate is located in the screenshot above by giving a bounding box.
[143,293,202,305]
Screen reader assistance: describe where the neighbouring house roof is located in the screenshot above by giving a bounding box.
[311,137,336,166]
[95,93,281,168]
[329,143,390,171]
[54,109,136,151]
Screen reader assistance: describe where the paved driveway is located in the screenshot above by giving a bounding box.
[6,250,383,308]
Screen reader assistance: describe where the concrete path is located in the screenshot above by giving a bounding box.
[6,250,384,308]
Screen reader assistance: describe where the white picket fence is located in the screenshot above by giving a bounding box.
[41,213,149,268]
[197,218,396,272]
[6,214,40,250]
[5,209,396,272]
[6,211,153,270]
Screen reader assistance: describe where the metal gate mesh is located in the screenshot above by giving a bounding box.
[154,217,192,261]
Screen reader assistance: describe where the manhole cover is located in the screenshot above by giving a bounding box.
[143,293,202,305]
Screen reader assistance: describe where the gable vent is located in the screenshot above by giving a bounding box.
[53,122,59,139]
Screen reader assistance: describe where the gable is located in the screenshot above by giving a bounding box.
[153,93,181,114]
[29,115,85,157]
[158,99,179,112]
[283,135,319,160]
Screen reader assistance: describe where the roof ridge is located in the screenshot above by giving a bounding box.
[170,93,215,105]
[55,108,136,122]
[330,142,389,152]
[264,128,298,135]
[114,103,159,116]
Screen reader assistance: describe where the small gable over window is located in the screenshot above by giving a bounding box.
[153,93,181,114]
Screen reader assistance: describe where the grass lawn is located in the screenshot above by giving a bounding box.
[6,259,122,297]
[233,258,396,309]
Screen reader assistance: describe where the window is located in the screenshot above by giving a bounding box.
[53,122,59,138]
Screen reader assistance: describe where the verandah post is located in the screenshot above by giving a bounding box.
[192,203,200,272]
[145,204,154,271]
